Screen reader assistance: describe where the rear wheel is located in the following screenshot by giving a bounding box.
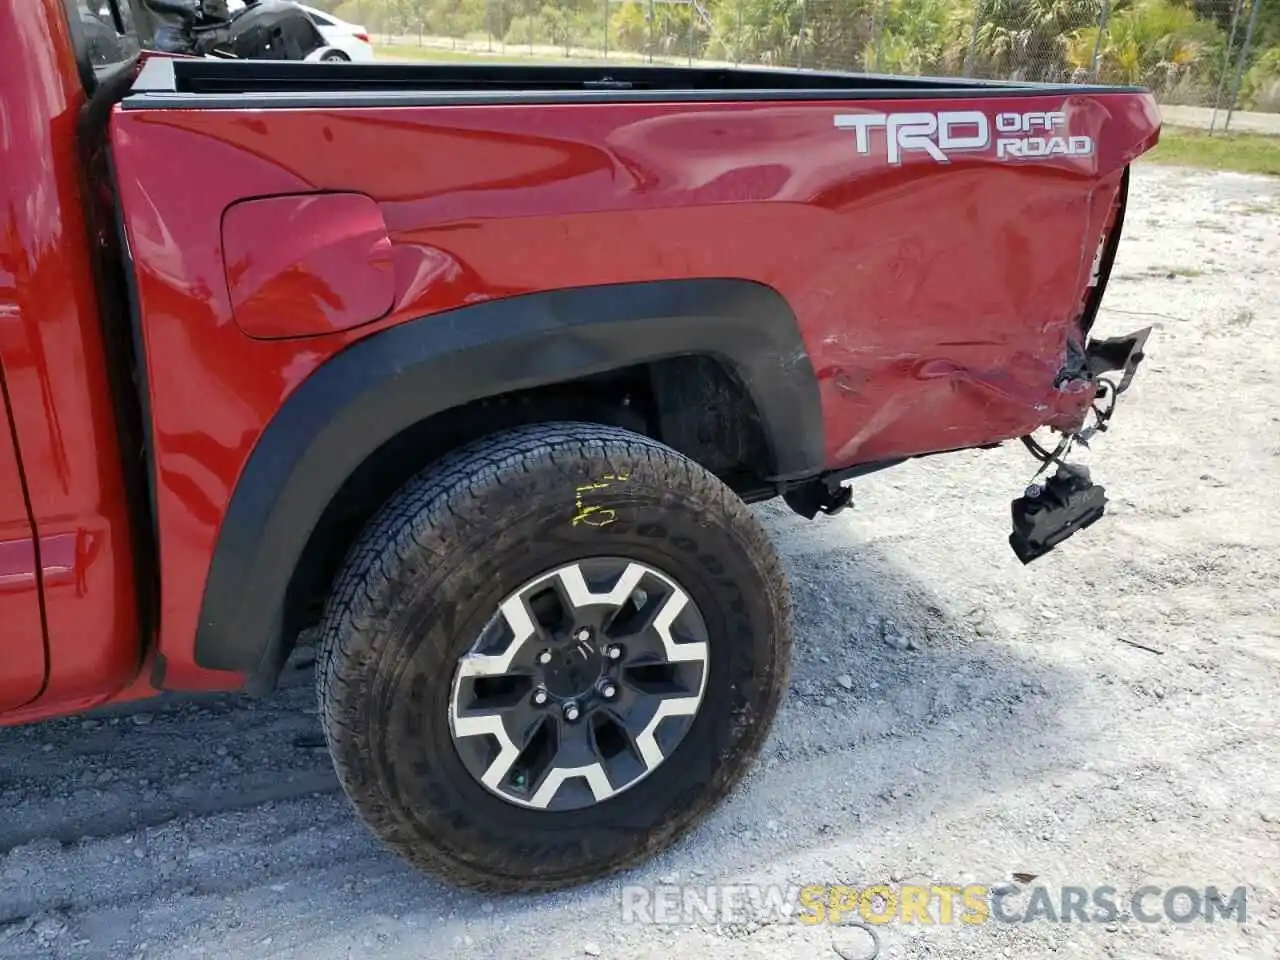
[321,50,349,61]
[315,422,792,891]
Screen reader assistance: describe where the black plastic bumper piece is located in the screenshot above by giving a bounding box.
[1085,326,1151,396]
[783,476,854,519]
[1009,465,1108,565]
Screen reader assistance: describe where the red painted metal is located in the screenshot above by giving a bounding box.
[106,89,1158,689]
[222,192,395,340]
[0,430,46,712]
[0,0,143,720]
[0,0,1161,723]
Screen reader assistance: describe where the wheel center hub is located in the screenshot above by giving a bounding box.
[542,631,604,698]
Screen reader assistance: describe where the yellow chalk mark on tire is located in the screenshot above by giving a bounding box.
[572,473,630,527]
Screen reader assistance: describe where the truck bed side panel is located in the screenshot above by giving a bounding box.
[108,90,1159,686]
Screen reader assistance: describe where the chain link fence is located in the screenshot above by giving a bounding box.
[335,0,1280,125]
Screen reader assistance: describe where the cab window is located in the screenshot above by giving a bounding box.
[65,0,142,80]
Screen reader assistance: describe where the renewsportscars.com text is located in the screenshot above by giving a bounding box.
[620,882,1248,927]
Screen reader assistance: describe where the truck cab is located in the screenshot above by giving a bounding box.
[1,0,149,720]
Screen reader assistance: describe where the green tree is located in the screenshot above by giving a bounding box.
[612,1,649,51]
[973,0,1100,80]
[1070,0,1221,95]
[805,0,881,70]
[1242,44,1280,108]
[875,0,971,75]
[709,0,804,66]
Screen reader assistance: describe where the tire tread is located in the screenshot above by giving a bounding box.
[315,422,791,891]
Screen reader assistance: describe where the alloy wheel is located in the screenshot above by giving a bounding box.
[447,558,710,811]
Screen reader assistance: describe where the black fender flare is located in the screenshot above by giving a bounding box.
[193,278,824,685]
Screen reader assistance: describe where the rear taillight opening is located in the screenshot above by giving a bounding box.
[354,32,370,44]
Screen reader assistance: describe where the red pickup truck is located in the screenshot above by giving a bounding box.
[2,0,1158,891]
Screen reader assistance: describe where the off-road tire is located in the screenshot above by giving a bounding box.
[315,422,792,891]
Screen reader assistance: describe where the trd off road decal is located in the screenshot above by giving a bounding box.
[834,110,1095,165]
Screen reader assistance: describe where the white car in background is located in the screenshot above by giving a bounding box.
[224,1,376,62]
[296,4,376,61]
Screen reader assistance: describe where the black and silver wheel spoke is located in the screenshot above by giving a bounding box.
[448,558,710,811]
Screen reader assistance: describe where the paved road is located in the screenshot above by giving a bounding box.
[1159,103,1280,136]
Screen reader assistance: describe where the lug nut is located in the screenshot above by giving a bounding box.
[598,681,618,700]
[537,649,552,665]
[533,687,549,706]
[605,644,623,661]
[562,701,581,722]
[574,627,592,643]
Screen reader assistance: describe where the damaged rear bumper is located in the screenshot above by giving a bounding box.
[1008,325,1151,564]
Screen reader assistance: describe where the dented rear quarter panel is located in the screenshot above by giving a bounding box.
[108,86,1159,683]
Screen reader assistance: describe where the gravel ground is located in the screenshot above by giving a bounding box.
[2,163,1278,960]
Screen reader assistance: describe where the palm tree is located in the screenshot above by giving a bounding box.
[975,0,1099,80]
[874,0,970,75]
[1071,0,1220,91]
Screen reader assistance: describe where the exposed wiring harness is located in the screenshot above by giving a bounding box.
[1020,374,1121,483]
[1089,375,1120,430]
[1021,433,1072,480]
